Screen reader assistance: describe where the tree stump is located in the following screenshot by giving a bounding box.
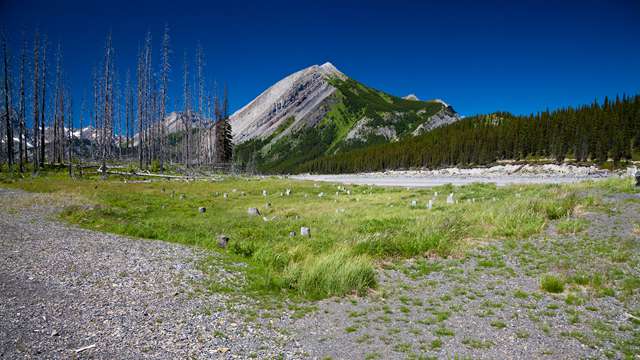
[217,234,229,248]
[300,227,310,237]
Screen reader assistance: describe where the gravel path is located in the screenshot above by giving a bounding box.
[0,188,303,359]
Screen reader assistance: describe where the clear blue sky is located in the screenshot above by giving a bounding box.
[2,0,639,125]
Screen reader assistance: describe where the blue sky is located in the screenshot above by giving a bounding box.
[2,0,639,125]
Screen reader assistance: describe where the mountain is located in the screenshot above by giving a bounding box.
[232,62,460,173]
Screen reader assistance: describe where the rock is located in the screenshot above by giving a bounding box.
[446,193,454,204]
[289,231,296,237]
[262,190,268,196]
[198,207,206,213]
[247,208,261,216]
[217,234,229,248]
[285,189,291,196]
[411,200,417,207]
[223,193,228,199]
[179,194,186,200]
[318,192,324,197]
[300,227,310,237]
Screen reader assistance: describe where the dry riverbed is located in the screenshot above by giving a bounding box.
[1,184,639,359]
[291,164,619,187]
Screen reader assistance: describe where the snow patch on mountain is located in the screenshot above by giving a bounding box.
[403,94,419,101]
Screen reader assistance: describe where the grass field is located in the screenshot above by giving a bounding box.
[0,168,635,300]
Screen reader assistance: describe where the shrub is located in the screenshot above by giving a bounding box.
[540,274,565,293]
[150,159,161,173]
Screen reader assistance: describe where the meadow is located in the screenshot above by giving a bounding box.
[0,168,635,300]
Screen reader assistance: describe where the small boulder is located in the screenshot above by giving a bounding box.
[248,207,261,216]
[289,231,296,237]
[285,189,291,196]
[217,234,229,248]
[446,193,454,204]
[300,227,310,237]
[411,200,417,207]
[262,190,268,196]
[198,207,206,213]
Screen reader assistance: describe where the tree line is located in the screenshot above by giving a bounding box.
[298,94,640,173]
[0,26,233,176]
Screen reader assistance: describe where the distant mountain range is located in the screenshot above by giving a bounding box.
[231,62,460,173]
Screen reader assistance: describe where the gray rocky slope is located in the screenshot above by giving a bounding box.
[230,63,461,145]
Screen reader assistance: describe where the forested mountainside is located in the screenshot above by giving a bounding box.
[297,95,640,174]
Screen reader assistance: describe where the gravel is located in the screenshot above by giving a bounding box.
[0,188,304,359]
[292,164,617,187]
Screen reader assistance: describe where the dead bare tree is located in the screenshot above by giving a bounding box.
[124,69,131,154]
[100,32,114,178]
[39,34,47,168]
[53,42,64,164]
[66,87,73,177]
[32,30,40,173]
[2,31,14,171]
[182,50,190,168]
[18,34,26,172]
[136,46,143,169]
[159,23,171,173]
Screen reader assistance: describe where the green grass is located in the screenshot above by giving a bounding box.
[0,168,634,300]
[556,218,590,235]
[540,275,565,293]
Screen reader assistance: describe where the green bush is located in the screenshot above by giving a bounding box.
[540,274,565,293]
[150,159,161,173]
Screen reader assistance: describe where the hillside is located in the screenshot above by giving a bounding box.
[298,95,640,173]
[232,63,459,173]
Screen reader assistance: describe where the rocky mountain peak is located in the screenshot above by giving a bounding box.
[231,62,344,143]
